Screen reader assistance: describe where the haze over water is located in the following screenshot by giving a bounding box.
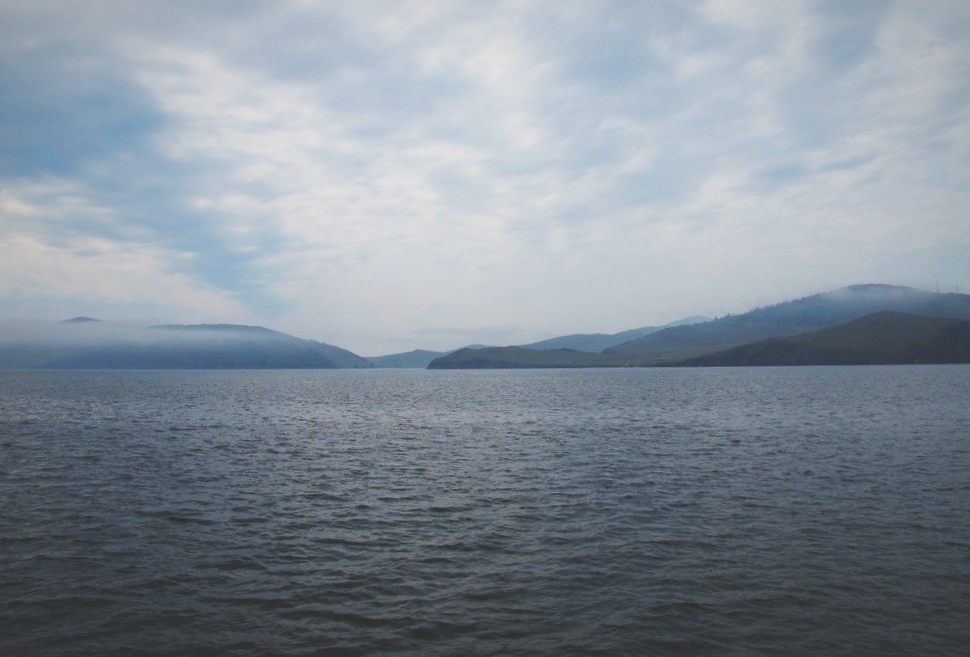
[2,366,969,656]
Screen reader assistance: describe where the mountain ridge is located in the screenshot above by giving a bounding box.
[427,285,970,369]
[669,311,970,366]
[0,320,372,369]
[4,285,969,370]
[428,346,626,370]
[516,316,711,352]
[368,316,712,367]
[604,284,970,364]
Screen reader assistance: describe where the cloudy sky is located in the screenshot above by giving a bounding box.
[1,1,968,355]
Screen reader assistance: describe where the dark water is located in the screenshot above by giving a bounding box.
[1,367,969,656]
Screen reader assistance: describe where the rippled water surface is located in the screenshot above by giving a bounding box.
[2,367,969,656]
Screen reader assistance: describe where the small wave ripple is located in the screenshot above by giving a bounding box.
[1,367,969,656]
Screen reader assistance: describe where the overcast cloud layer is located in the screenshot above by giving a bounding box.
[1,1,968,354]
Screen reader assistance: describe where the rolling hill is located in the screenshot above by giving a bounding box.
[427,346,624,369]
[426,285,970,369]
[515,316,710,352]
[367,349,448,369]
[605,285,970,364]
[670,312,970,366]
[370,316,710,367]
[0,320,372,369]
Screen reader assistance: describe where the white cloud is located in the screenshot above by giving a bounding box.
[1,0,968,353]
[0,177,247,320]
[0,231,246,320]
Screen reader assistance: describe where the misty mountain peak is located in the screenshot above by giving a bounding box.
[59,317,102,324]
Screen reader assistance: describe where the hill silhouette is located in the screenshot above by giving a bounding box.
[368,317,710,367]
[671,312,970,366]
[0,320,371,369]
[426,285,970,369]
[606,285,970,364]
[516,316,710,352]
[367,349,448,369]
[428,346,624,369]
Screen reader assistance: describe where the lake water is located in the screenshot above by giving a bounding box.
[1,366,969,656]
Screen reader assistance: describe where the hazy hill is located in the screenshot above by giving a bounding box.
[388,316,712,367]
[370,318,711,367]
[672,312,970,366]
[60,316,102,324]
[367,349,447,369]
[426,285,970,369]
[427,346,624,369]
[0,320,372,369]
[606,285,970,364]
[367,343,499,368]
[516,316,710,352]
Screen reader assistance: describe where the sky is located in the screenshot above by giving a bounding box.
[1,0,968,355]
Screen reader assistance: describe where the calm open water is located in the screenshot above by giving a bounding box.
[1,366,969,656]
